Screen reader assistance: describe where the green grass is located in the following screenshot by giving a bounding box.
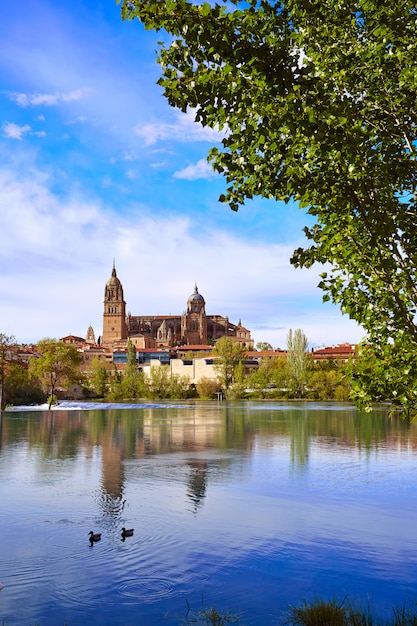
[181,598,240,625]
[286,598,417,626]
[180,597,417,626]
[3,598,417,625]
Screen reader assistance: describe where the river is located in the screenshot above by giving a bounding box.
[1,400,417,625]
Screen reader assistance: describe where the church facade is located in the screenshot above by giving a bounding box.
[101,264,253,350]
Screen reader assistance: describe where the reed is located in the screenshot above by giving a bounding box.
[286,598,417,626]
[182,598,240,625]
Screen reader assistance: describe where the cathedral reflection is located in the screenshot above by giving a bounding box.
[98,412,127,518]
[186,460,208,514]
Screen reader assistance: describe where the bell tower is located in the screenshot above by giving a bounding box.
[102,262,127,347]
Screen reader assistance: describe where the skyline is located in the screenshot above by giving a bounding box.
[0,0,365,349]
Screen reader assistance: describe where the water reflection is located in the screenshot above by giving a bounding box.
[1,401,415,523]
[187,460,208,513]
[2,401,417,626]
[2,403,416,493]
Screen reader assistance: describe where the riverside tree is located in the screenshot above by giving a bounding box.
[121,339,146,398]
[120,0,417,414]
[213,336,247,391]
[30,339,84,409]
[256,342,274,352]
[286,328,310,398]
[3,362,47,407]
[0,333,16,410]
[89,356,110,398]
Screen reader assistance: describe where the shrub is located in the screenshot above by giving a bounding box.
[196,377,222,399]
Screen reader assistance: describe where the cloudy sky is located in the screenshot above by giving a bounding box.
[0,0,365,349]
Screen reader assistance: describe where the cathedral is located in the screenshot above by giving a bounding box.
[101,263,253,350]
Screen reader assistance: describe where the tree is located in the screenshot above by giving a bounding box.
[121,367,148,399]
[256,342,273,352]
[89,356,110,398]
[126,339,136,369]
[147,365,171,398]
[286,329,310,398]
[121,340,145,398]
[0,334,16,410]
[246,362,273,398]
[29,339,83,409]
[107,365,126,401]
[308,368,349,401]
[3,362,46,407]
[167,374,194,398]
[349,343,417,417]
[212,336,247,391]
[120,0,417,414]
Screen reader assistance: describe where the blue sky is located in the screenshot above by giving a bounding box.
[0,0,364,348]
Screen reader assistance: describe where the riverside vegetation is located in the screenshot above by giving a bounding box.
[0,331,354,408]
[183,597,417,625]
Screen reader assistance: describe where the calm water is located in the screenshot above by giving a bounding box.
[1,401,417,625]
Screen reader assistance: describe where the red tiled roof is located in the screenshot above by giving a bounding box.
[312,344,356,359]
[175,345,213,351]
[246,350,287,357]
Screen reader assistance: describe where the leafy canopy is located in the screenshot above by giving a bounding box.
[286,328,310,397]
[0,333,16,410]
[213,336,247,390]
[120,0,417,412]
[30,338,83,409]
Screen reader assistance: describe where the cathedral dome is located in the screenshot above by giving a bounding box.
[106,266,122,288]
[187,284,205,315]
[188,284,205,303]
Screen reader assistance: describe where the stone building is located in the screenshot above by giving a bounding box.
[101,263,253,350]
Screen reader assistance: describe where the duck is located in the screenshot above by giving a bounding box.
[88,531,102,543]
[121,527,134,538]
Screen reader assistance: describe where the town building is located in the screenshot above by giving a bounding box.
[311,343,357,362]
[101,263,253,350]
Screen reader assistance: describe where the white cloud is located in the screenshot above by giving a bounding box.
[5,88,94,108]
[0,165,365,347]
[174,158,217,180]
[65,116,88,125]
[0,3,366,350]
[61,88,94,103]
[134,108,224,146]
[121,149,139,161]
[1,122,32,140]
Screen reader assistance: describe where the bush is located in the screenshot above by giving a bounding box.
[168,375,195,398]
[4,362,47,406]
[226,382,247,400]
[196,377,222,399]
[287,598,360,625]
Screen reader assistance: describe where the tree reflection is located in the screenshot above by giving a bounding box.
[2,402,417,520]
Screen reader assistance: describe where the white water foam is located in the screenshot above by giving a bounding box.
[5,400,191,412]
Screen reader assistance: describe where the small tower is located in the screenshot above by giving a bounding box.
[102,262,127,347]
[86,325,96,345]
